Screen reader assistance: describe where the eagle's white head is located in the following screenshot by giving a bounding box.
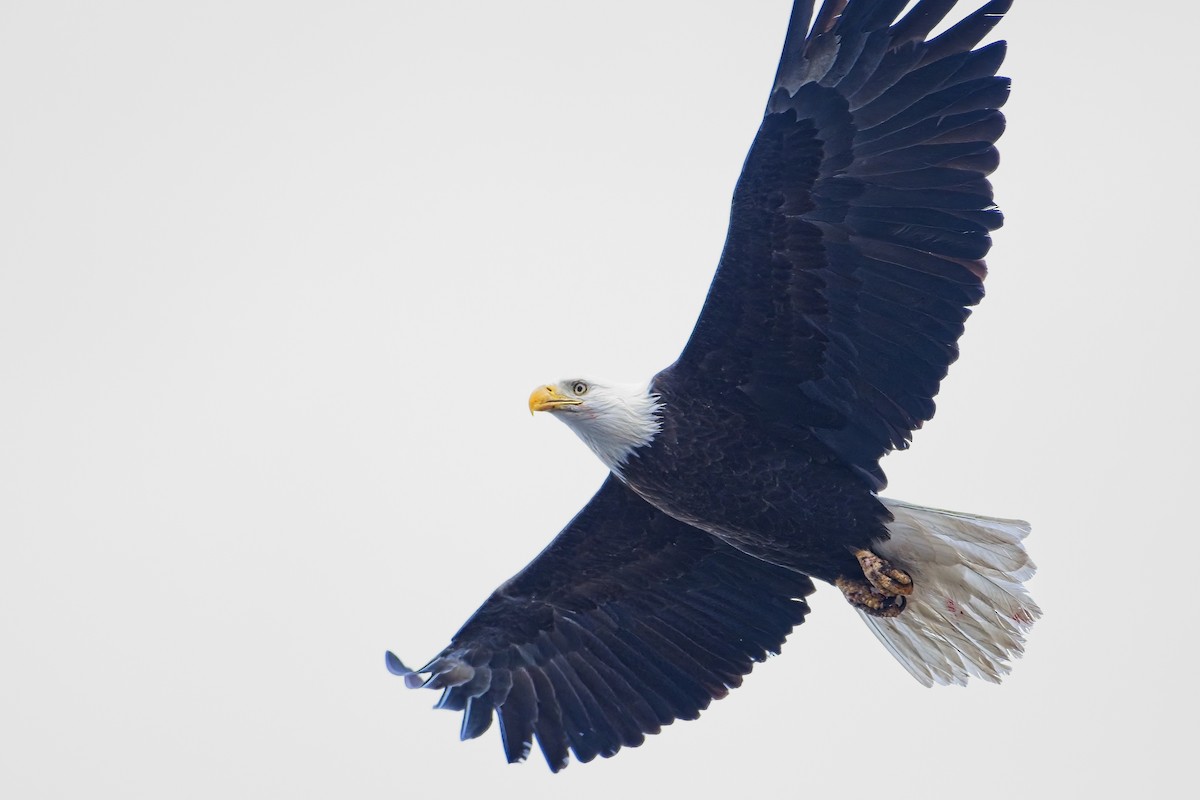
[528,379,663,474]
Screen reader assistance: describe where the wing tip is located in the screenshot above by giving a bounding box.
[384,650,409,675]
[385,650,433,689]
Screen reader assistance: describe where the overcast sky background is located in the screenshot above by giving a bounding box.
[2,1,1196,797]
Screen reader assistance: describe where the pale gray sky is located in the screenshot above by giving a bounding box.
[2,1,1195,797]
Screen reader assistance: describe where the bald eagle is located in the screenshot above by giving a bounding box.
[387,0,1039,771]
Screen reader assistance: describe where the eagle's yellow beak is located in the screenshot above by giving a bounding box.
[529,385,583,415]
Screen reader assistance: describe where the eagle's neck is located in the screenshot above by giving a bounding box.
[564,384,664,475]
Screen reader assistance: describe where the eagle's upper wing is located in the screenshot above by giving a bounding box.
[665,0,1011,490]
[387,476,815,771]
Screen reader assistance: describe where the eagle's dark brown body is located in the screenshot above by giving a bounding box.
[625,372,890,586]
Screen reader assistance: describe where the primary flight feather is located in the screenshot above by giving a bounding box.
[388,0,1039,771]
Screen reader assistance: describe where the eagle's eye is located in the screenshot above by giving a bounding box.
[572,381,588,396]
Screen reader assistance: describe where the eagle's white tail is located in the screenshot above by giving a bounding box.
[862,499,1042,687]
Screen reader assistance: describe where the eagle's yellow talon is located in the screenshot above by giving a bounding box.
[853,548,914,597]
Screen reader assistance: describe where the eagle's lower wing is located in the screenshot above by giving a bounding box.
[387,476,815,771]
[668,0,1011,489]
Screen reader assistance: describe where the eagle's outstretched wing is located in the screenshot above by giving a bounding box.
[387,477,814,771]
[666,0,1011,490]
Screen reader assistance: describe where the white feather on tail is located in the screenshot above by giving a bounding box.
[862,499,1042,687]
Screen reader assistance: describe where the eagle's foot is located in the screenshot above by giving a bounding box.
[853,548,913,597]
[835,577,908,618]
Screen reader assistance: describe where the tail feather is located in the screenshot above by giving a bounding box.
[863,498,1041,687]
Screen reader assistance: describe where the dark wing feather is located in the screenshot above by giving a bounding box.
[666,0,1011,489]
[387,477,814,771]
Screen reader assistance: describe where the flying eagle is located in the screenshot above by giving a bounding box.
[388,0,1039,771]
